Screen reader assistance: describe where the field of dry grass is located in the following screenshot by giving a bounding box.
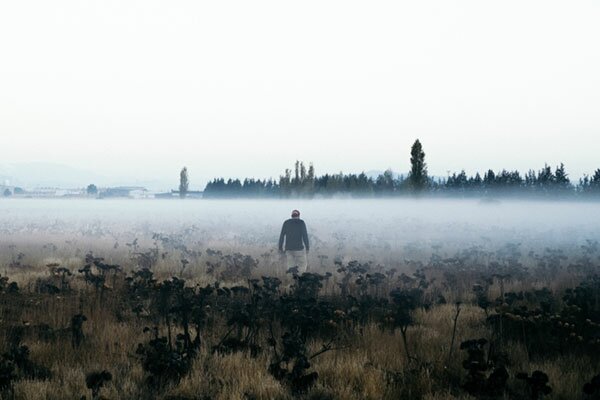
[1,199,599,399]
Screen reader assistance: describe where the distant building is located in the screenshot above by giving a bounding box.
[171,190,203,199]
[18,187,85,198]
[99,186,149,199]
[154,190,203,199]
[17,187,57,197]
[56,188,87,197]
[155,192,175,199]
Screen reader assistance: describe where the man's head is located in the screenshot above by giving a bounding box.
[291,210,300,219]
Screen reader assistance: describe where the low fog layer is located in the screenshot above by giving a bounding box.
[1,199,598,256]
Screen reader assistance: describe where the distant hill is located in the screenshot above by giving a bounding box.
[0,162,169,190]
[0,162,103,188]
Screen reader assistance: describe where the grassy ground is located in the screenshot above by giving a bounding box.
[0,224,599,400]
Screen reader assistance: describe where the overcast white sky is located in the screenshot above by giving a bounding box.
[1,0,599,188]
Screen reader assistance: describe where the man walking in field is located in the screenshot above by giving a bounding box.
[278,209,309,273]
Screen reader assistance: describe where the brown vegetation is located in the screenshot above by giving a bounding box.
[0,220,599,399]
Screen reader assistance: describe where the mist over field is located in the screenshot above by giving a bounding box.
[2,198,599,251]
[2,198,599,281]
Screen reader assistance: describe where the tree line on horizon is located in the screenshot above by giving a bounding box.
[179,140,600,199]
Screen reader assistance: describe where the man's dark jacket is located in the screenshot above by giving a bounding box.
[279,218,309,251]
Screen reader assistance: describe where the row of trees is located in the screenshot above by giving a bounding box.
[202,166,600,198]
[194,140,600,198]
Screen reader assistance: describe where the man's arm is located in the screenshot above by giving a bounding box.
[302,221,309,252]
[278,222,286,251]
